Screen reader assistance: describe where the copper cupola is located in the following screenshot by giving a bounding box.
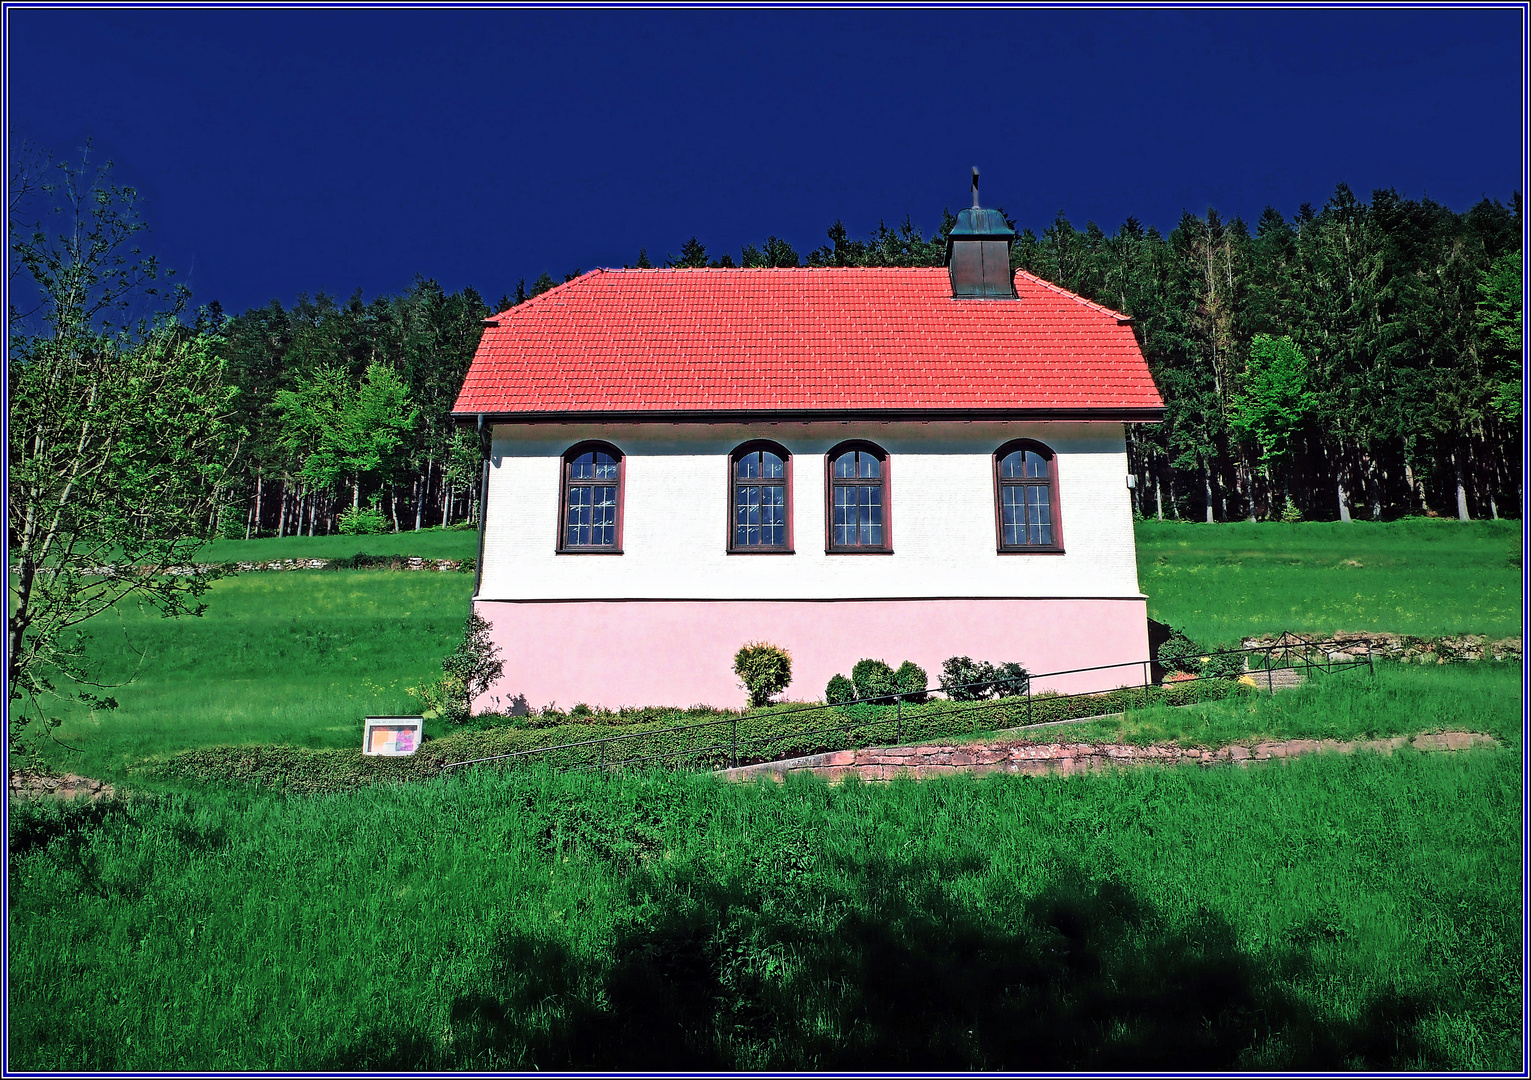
[945,167,1016,299]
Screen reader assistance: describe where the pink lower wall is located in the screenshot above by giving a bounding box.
[472,597,1150,713]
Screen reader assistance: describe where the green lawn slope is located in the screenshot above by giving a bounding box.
[1137,518,1522,644]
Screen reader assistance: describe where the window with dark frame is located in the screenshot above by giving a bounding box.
[827,442,889,552]
[995,440,1062,552]
[560,442,623,552]
[730,443,792,552]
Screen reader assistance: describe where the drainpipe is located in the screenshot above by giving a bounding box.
[474,414,489,597]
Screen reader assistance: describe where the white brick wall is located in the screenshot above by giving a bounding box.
[477,421,1143,601]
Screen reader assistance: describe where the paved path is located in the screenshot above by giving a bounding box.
[717,731,1500,783]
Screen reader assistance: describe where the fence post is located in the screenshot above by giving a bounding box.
[896,696,903,745]
[731,715,738,770]
[1027,681,1033,726]
[1143,660,1149,710]
[1267,647,1275,696]
[599,739,604,771]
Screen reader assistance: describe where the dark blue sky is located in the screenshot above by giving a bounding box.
[7,7,1524,315]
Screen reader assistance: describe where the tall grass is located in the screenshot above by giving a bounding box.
[1136,518,1522,643]
[9,745,1519,1070]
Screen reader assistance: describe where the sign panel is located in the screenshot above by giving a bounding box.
[362,716,424,756]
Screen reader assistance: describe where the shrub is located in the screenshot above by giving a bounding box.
[1156,630,1201,675]
[1157,626,1243,680]
[894,660,929,704]
[939,656,1029,701]
[337,504,388,535]
[734,641,792,708]
[940,656,989,700]
[411,612,505,723]
[850,658,898,703]
[825,674,855,705]
[991,661,1030,696]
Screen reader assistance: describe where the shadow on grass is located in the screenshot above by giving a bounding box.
[326,855,1441,1071]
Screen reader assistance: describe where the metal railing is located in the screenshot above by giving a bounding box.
[440,633,1374,776]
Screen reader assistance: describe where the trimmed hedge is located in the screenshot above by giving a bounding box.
[132,677,1252,795]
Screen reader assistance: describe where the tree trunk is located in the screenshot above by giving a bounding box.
[1202,458,1214,523]
[251,469,263,539]
[277,483,287,538]
[390,486,401,532]
[1453,450,1471,521]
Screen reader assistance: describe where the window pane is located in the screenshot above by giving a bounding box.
[762,485,785,545]
[738,453,760,480]
[859,486,882,545]
[567,484,617,546]
[859,453,880,479]
[566,485,592,545]
[760,451,784,478]
[834,485,855,545]
[1000,450,1026,479]
[833,452,857,479]
[1023,486,1053,545]
[1023,451,1048,479]
[592,486,617,545]
[571,450,619,481]
[1002,485,1024,545]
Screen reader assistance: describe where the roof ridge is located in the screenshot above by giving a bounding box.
[1013,268,1133,323]
[493,268,605,318]
[599,266,945,273]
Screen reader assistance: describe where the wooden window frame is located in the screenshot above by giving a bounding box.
[993,439,1064,554]
[825,440,893,554]
[557,440,625,554]
[727,440,794,554]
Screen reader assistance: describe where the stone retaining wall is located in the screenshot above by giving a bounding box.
[719,731,1499,783]
[9,771,116,801]
[1240,632,1520,663]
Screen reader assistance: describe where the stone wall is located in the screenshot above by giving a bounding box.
[719,731,1499,783]
[1240,632,1521,664]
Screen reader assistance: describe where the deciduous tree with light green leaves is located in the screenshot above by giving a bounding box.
[6,143,237,753]
[1229,335,1315,468]
[273,362,418,528]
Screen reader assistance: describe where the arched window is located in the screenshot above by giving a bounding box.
[559,442,623,552]
[827,441,890,553]
[729,442,792,553]
[995,440,1062,552]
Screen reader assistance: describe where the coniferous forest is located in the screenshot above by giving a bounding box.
[213,183,1521,538]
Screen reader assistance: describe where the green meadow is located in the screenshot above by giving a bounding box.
[1138,518,1522,644]
[35,571,472,780]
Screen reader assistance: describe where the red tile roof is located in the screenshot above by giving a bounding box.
[452,267,1163,420]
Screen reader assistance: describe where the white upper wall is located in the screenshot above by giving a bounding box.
[477,421,1143,601]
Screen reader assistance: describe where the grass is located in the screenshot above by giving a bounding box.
[1036,660,1523,751]
[196,524,480,563]
[126,662,1522,798]
[8,741,1519,1070]
[1136,517,1522,644]
[31,571,473,781]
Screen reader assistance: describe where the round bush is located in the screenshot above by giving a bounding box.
[734,641,792,708]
